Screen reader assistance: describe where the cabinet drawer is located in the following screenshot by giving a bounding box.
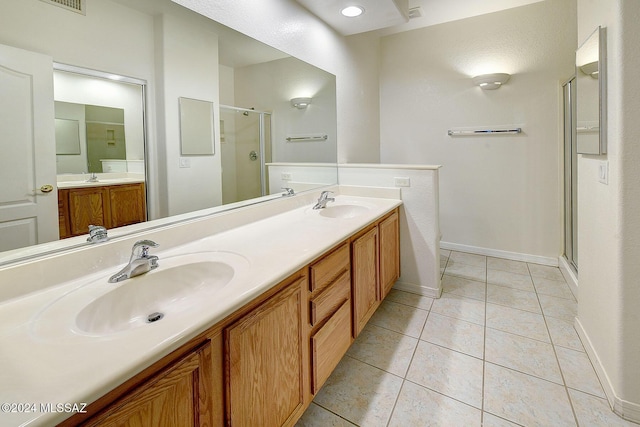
[309,243,349,293]
[310,270,350,327]
[310,301,352,394]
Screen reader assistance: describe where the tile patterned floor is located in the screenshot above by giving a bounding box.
[296,251,639,427]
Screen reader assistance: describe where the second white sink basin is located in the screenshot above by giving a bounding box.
[318,204,370,219]
[73,252,249,335]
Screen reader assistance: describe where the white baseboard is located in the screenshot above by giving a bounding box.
[558,256,578,299]
[574,318,640,424]
[440,241,558,266]
[393,280,441,299]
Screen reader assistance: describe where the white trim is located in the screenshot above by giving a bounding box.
[393,281,442,299]
[574,318,640,423]
[338,163,442,170]
[440,241,558,266]
[558,256,578,299]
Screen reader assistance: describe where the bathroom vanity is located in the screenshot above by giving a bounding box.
[0,187,401,427]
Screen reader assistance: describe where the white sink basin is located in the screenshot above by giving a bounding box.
[73,252,249,335]
[318,204,370,219]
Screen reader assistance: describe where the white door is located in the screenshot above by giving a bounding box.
[0,43,58,251]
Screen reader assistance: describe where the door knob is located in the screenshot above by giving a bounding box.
[39,184,54,193]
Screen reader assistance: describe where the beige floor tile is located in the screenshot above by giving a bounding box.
[527,263,566,281]
[385,288,434,311]
[407,341,484,408]
[388,381,481,427]
[444,259,487,282]
[555,346,605,398]
[346,323,418,377]
[487,284,542,314]
[487,269,535,292]
[538,294,577,322]
[482,412,524,427]
[532,276,576,300]
[569,389,638,426]
[296,403,357,427]
[484,363,576,427]
[449,251,487,267]
[313,356,403,427]
[442,274,486,301]
[421,312,485,359]
[486,303,550,342]
[487,257,530,275]
[440,256,448,269]
[485,328,562,384]
[431,293,486,325]
[440,249,451,258]
[545,317,584,352]
[369,300,429,338]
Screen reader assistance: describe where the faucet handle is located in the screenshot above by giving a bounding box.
[281,187,295,196]
[132,240,158,258]
[87,225,108,243]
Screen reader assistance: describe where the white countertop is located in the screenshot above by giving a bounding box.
[56,177,145,189]
[0,192,401,426]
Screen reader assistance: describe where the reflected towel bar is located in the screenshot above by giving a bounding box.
[286,135,328,142]
[447,128,522,136]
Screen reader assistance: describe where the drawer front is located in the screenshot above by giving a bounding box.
[310,270,350,327]
[309,243,349,293]
[310,301,352,394]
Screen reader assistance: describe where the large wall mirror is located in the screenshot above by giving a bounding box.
[0,0,337,265]
[576,26,607,155]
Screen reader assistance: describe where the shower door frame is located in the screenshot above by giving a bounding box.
[562,77,578,273]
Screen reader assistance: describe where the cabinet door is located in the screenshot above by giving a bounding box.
[58,189,70,239]
[226,277,306,427]
[85,341,212,427]
[109,183,146,228]
[67,186,110,236]
[351,226,379,337]
[379,210,400,299]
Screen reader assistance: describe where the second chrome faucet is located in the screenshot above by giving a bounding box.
[313,191,335,210]
[108,240,159,283]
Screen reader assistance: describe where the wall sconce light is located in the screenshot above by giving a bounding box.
[580,61,599,78]
[472,73,511,90]
[291,97,312,109]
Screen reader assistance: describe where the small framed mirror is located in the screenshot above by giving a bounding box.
[179,97,215,155]
[576,26,607,155]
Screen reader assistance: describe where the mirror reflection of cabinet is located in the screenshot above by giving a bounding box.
[576,26,607,155]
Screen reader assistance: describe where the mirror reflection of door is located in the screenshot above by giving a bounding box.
[0,43,58,252]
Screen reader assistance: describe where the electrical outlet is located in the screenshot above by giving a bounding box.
[179,157,191,168]
[394,177,410,187]
[281,172,292,181]
[598,161,608,184]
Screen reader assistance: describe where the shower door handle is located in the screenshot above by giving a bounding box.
[249,151,258,161]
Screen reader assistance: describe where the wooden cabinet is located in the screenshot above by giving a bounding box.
[62,341,214,427]
[379,210,400,300]
[58,182,146,238]
[308,243,352,394]
[351,225,379,337]
[225,275,307,427]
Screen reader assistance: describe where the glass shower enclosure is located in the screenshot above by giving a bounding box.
[219,105,272,205]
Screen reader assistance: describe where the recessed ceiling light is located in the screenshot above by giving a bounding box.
[341,5,364,18]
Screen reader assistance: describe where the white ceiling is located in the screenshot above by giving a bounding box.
[295,0,545,36]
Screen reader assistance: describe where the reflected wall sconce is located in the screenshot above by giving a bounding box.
[291,97,312,109]
[472,73,511,90]
[580,61,599,78]
[341,5,364,17]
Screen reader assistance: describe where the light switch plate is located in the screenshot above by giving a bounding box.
[179,157,191,168]
[394,177,410,187]
[598,161,608,185]
[281,172,292,181]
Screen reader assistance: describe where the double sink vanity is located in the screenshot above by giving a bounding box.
[0,186,402,426]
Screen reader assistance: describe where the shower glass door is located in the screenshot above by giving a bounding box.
[563,78,578,272]
[219,106,272,205]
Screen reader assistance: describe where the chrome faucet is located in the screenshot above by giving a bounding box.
[87,225,108,243]
[86,172,99,183]
[313,191,335,209]
[281,187,295,197]
[108,240,159,283]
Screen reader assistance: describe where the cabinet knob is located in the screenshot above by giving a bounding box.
[39,184,54,193]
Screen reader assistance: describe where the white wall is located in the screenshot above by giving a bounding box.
[575,0,640,421]
[378,0,576,261]
[171,0,382,164]
[235,57,338,163]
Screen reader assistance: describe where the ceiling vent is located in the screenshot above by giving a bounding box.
[40,0,85,15]
[408,7,423,19]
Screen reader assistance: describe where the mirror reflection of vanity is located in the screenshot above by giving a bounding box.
[0,0,337,264]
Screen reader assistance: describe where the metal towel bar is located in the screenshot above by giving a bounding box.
[447,128,522,136]
[286,135,328,142]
